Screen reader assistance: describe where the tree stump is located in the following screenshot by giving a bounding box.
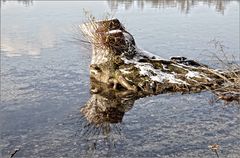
[79,18,239,130]
[80,18,234,96]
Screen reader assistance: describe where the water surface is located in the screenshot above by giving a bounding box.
[1,1,240,157]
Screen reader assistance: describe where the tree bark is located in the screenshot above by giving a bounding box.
[81,18,238,97]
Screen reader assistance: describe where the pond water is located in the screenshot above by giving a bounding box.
[1,0,240,157]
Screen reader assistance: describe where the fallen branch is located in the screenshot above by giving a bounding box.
[9,148,20,158]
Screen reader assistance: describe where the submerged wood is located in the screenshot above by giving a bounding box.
[81,19,239,101]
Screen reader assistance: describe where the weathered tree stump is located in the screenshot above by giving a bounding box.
[79,18,239,130]
[81,18,236,96]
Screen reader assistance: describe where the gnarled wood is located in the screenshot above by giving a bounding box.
[81,18,234,96]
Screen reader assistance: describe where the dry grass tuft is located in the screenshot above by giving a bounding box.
[80,11,128,53]
[208,40,240,104]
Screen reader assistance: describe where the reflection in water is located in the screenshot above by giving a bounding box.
[1,0,57,57]
[80,85,138,135]
[79,80,141,155]
[1,26,56,57]
[1,0,236,13]
[2,0,33,6]
[107,0,236,14]
[81,92,135,125]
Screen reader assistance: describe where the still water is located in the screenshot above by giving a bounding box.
[1,0,240,157]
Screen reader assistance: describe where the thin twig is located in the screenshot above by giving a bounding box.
[9,148,20,158]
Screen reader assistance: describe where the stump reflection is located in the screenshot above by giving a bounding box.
[80,79,142,137]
